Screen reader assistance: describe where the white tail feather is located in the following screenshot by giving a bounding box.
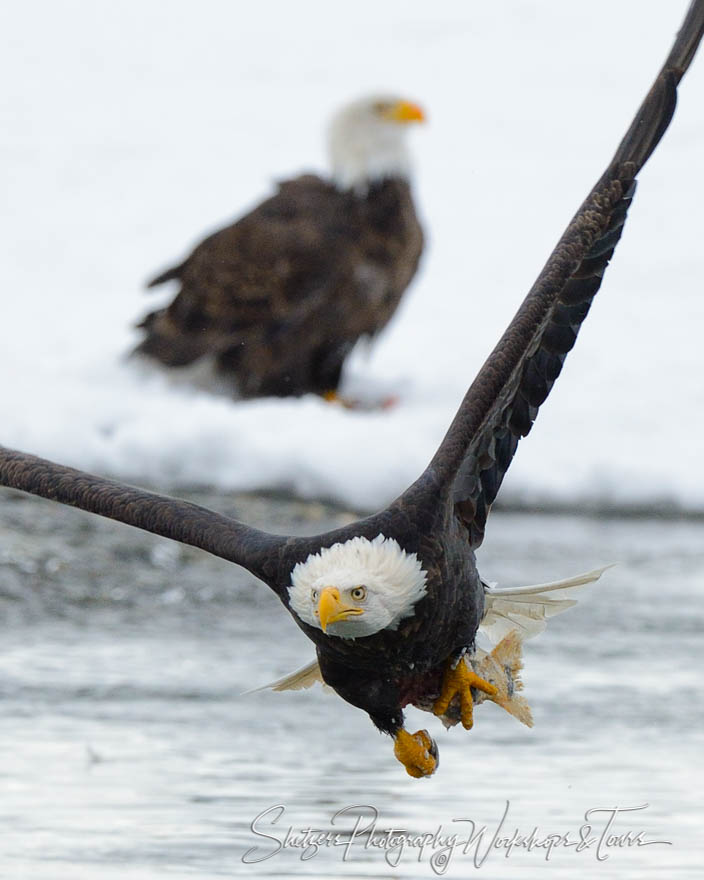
[480,564,614,644]
[243,659,325,695]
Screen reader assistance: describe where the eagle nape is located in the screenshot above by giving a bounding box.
[1,1,703,779]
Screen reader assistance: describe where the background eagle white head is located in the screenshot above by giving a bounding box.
[328,94,425,191]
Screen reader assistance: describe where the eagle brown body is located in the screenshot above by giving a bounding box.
[136,174,423,397]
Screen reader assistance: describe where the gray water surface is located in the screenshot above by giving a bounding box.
[1,489,702,879]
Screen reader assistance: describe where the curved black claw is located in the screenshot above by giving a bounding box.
[426,733,439,770]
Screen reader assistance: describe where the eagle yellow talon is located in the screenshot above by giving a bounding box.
[433,657,498,730]
[393,728,438,778]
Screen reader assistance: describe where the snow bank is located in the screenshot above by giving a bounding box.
[2,1,703,512]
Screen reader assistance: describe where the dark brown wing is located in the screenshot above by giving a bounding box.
[0,446,289,591]
[405,0,704,548]
[135,174,423,396]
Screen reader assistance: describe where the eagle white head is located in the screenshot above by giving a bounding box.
[328,94,425,192]
[288,534,428,639]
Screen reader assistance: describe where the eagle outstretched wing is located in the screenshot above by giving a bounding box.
[413,0,704,548]
[0,447,287,588]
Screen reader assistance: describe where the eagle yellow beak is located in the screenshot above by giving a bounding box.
[387,100,425,124]
[317,586,364,633]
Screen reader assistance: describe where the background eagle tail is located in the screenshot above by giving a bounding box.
[480,564,614,644]
[131,308,214,367]
[145,261,187,289]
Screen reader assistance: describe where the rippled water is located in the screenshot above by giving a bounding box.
[1,490,703,878]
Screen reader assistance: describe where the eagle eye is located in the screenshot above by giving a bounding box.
[351,586,367,601]
[311,589,318,601]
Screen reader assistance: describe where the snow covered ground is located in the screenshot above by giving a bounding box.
[2,0,703,512]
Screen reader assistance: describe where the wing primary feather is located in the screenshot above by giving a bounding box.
[611,1,704,171]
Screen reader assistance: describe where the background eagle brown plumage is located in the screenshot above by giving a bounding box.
[136,176,422,398]
[134,102,424,400]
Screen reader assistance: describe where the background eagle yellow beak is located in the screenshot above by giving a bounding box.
[317,587,364,632]
[387,99,425,124]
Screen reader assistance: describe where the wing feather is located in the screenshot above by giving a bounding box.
[410,1,704,548]
[0,446,287,590]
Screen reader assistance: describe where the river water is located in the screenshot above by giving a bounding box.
[0,489,702,879]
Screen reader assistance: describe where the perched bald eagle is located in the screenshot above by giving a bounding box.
[2,0,702,778]
[133,95,425,399]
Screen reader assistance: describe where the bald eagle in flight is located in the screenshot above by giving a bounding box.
[2,0,702,778]
[133,95,425,399]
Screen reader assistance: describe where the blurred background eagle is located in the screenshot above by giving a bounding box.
[133,95,425,400]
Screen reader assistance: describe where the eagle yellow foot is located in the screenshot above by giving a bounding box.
[393,728,438,778]
[433,656,498,730]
